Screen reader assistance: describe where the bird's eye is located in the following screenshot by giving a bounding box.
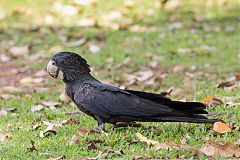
[52,62,55,65]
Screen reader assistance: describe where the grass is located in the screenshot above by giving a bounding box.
[0,0,239,159]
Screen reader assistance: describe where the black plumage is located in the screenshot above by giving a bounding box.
[47,52,220,131]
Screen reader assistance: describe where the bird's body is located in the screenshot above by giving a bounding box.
[47,52,220,131]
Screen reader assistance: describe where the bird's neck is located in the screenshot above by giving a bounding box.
[64,74,99,99]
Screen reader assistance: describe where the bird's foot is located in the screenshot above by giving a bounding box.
[90,127,104,133]
[90,123,105,133]
[113,122,142,128]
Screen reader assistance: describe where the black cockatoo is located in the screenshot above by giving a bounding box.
[47,52,219,132]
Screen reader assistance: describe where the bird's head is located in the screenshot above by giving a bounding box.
[47,52,90,82]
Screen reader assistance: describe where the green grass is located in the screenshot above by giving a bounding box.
[0,0,239,159]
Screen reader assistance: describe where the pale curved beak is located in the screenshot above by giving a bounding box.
[47,60,64,80]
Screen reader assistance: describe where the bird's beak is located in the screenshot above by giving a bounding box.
[47,60,64,80]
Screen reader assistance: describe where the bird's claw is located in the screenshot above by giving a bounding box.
[90,125,105,133]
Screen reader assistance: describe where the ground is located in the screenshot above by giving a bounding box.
[0,0,239,159]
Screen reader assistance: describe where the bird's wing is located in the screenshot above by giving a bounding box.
[124,89,207,113]
[73,81,180,119]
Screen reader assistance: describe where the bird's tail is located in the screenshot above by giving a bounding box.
[149,115,219,123]
[125,90,222,123]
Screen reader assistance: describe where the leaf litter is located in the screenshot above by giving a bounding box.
[135,132,240,158]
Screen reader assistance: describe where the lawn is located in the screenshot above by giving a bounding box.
[0,0,239,159]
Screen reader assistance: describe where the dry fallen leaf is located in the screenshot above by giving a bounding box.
[173,64,186,73]
[88,44,101,54]
[61,118,80,125]
[168,22,183,31]
[0,86,21,93]
[201,97,223,107]
[69,135,80,145]
[132,154,142,160]
[40,125,59,137]
[77,128,89,136]
[63,38,87,47]
[73,0,95,6]
[213,122,232,134]
[32,124,41,131]
[41,101,60,110]
[102,11,122,21]
[52,1,78,16]
[201,139,240,158]
[0,132,9,142]
[8,45,29,58]
[135,132,158,145]
[34,69,48,77]
[0,54,10,63]
[217,81,235,88]
[20,77,45,85]
[84,149,111,160]
[31,105,44,113]
[0,94,19,100]
[0,109,8,117]
[77,18,96,27]
[87,141,101,150]
[135,70,154,82]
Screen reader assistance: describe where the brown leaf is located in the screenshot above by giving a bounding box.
[88,44,101,54]
[135,132,158,145]
[160,87,173,96]
[69,135,80,145]
[201,139,240,157]
[132,154,142,160]
[114,149,124,156]
[8,45,29,58]
[102,11,122,21]
[154,142,201,155]
[173,64,186,73]
[61,118,80,125]
[63,38,87,47]
[73,0,95,6]
[154,142,179,150]
[0,109,8,117]
[77,128,89,136]
[41,125,59,137]
[31,104,44,113]
[86,149,111,160]
[34,69,48,77]
[0,94,19,100]
[135,70,154,82]
[128,25,147,32]
[41,101,60,110]
[0,132,9,142]
[201,97,223,107]
[52,1,78,16]
[32,124,41,131]
[77,18,96,27]
[20,77,45,85]
[235,74,240,81]
[0,86,21,93]
[217,81,235,88]
[0,54,10,63]
[213,122,232,134]
[87,141,101,150]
